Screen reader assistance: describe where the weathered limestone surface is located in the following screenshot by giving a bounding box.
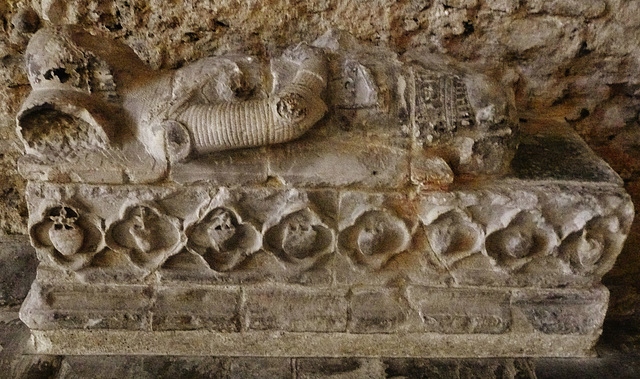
[14,25,633,353]
[0,0,638,360]
[0,3,638,325]
[13,25,516,189]
[0,0,637,231]
[5,307,640,378]
[0,236,35,307]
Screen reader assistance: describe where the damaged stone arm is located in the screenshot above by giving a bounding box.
[164,51,328,161]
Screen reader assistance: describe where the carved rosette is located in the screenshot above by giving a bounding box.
[264,208,334,267]
[29,204,103,271]
[106,203,183,271]
[339,209,411,269]
[186,207,261,272]
[485,211,559,271]
[423,209,484,267]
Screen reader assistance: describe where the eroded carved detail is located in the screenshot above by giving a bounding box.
[265,208,333,265]
[168,45,328,159]
[187,207,261,272]
[331,60,378,109]
[48,206,83,256]
[30,204,103,270]
[559,215,623,274]
[413,67,475,141]
[16,26,519,186]
[485,211,558,271]
[339,209,411,269]
[17,26,329,169]
[106,204,182,270]
[423,209,484,267]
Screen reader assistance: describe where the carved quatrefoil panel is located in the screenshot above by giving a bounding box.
[339,209,411,269]
[30,204,103,271]
[186,207,261,272]
[559,215,623,275]
[264,208,334,266]
[106,204,183,271]
[423,209,484,267]
[485,211,559,271]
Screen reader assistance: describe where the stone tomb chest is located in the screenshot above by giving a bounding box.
[17,26,633,357]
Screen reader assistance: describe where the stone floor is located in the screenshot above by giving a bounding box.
[1,305,639,378]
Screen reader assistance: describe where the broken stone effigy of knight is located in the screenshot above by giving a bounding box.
[16,26,633,357]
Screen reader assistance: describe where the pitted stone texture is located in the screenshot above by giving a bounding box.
[527,0,607,19]
[26,327,604,357]
[153,286,241,331]
[0,236,36,306]
[406,287,512,334]
[20,281,153,331]
[485,0,520,13]
[513,286,609,335]
[245,286,348,332]
[348,287,415,333]
[0,0,639,239]
[15,26,518,190]
[22,162,632,290]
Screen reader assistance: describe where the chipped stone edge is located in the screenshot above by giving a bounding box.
[27,329,599,358]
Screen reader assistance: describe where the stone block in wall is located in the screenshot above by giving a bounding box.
[0,236,36,306]
[512,286,608,335]
[152,285,240,331]
[245,286,348,332]
[384,358,536,379]
[295,357,387,378]
[406,287,512,334]
[484,0,520,13]
[348,287,414,333]
[20,279,153,331]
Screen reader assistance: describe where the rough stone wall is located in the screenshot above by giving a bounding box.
[0,0,639,318]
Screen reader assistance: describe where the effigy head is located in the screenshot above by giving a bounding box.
[24,25,149,94]
[26,26,97,93]
[16,26,146,159]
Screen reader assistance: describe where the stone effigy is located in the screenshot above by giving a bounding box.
[17,26,632,357]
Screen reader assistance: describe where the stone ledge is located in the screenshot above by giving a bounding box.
[20,279,609,333]
[27,329,599,357]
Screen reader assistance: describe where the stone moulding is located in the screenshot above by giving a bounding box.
[16,25,633,357]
